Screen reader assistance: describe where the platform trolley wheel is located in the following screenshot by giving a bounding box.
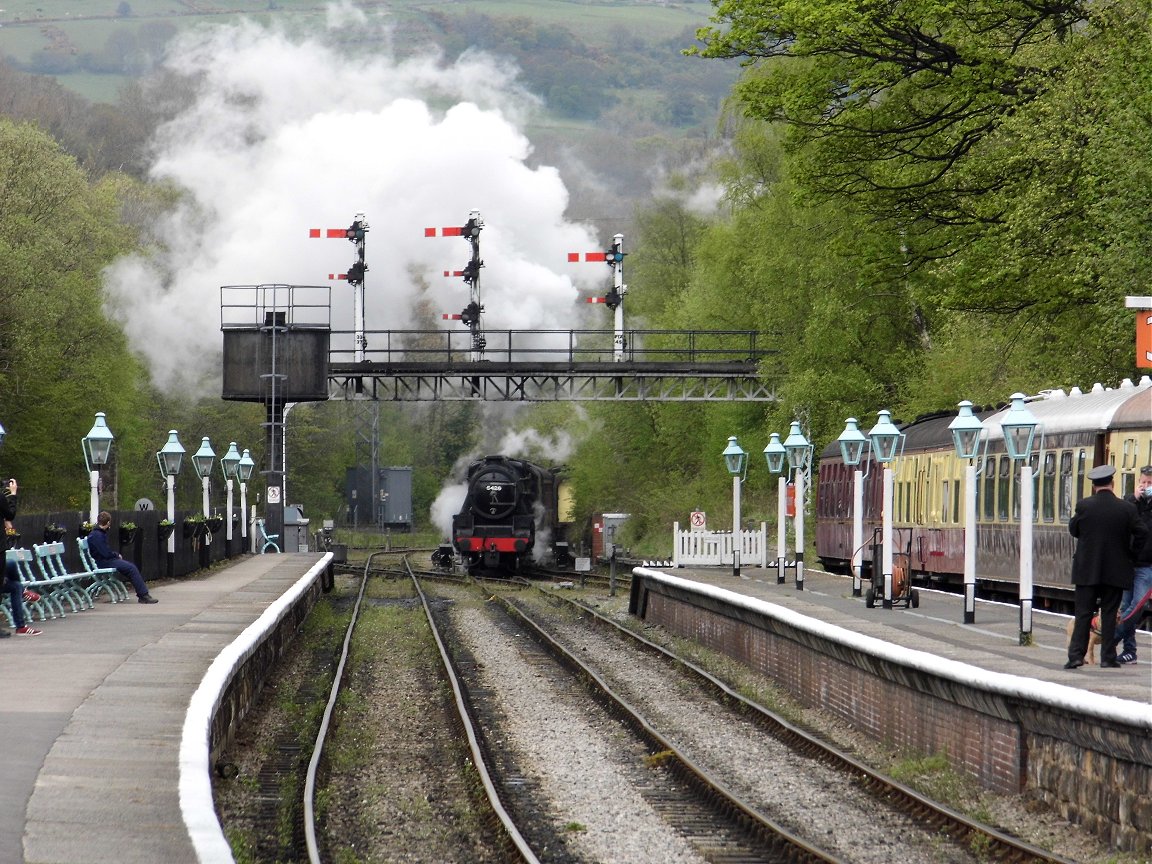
[911,589,920,609]
[865,588,875,609]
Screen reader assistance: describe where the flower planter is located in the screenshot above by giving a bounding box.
[43,526,66,543]
[157,523,175,542]
[206,517,225,534]
[119,527,138,545]
[184,520,209,539]
[78,524,93,538]
[5,532,20,550]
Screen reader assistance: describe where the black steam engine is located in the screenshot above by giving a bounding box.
[452,455,563,572]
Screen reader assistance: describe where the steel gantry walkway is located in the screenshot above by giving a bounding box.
[325,328,778,402]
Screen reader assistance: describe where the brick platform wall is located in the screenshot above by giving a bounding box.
[649,591,1025,793]
[638,578,1152,854]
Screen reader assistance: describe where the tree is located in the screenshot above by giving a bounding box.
[0,120,153,509]
[690,0,1096,227]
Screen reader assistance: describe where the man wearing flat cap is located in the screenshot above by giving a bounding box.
[1066,463,1148,669]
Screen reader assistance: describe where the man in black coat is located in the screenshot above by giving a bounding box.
[1066,464,1149,669]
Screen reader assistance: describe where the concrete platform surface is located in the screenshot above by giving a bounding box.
[1,553,326,864]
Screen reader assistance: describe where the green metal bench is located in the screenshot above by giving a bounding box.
[256,517,280,554]
[1,548,52,624]
[13,546,75,619]
[76,537,130,603]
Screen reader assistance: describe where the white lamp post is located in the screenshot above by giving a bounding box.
[192,437,216,518]
[722,436,747,577]
[948,401,985,624]
[783,421,812,591]
[867,410,902,609]
[156,430,185,560]
[837,418,868,597]
[82,412,115,523]
[763,433,787,584]
[238,448,255,546]
[220,442,241,544]
[1000,393,1039,645]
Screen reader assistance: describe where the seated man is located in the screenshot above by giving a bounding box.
[87,511,158,604]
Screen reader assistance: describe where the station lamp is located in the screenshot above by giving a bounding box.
[237,448,256,543]
[782,422,812,590]
[837,418,868,596]
[721,436,747,578]
[82,412,115,522]
[948,401,985,624]
[156,430,185,558]
[192,437,216,517]
[220,442,242,543]
[763,432,787,583]
[1000,394,1039,644]
[867,410,902,609]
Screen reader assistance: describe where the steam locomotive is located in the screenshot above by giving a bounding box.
[814,377,1152,605]
[451,455,568,572]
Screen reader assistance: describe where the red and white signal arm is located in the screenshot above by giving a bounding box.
[690,510,706,529]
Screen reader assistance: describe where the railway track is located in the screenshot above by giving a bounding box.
[507,588,1080,864]
[244,560,1077,863]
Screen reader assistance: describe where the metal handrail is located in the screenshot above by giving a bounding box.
[327,328,774,365]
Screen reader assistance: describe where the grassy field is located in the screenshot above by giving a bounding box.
[0,0,714,55]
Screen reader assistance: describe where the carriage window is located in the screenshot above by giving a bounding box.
[942,479,951,524]
[954,473,962,524]
[1042,452,1056,522]
[1120,469,1135,498]
[1076,450,1087,503]
[998,456,1011,522]
[1028,452,1040,524]
[983,456,996,520]
[1058,451,1074,521]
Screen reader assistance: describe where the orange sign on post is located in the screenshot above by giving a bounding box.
[1137,312,1152,369]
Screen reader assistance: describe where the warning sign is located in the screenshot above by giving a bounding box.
[690,510,706,529]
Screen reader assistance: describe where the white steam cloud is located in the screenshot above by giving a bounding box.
[103,14,607,391]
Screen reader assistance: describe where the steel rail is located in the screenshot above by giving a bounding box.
[491,594,843,864]
[411,569,542,863]
[560,592,1080,864]
[302,549,385,863]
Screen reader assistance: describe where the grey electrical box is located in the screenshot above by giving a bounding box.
[283,504,311,552]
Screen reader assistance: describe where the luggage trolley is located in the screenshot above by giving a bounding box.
[863,528,920,609]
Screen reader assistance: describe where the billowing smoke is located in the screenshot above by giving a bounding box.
[496,426,575,463]
[430,482,467,540]
[102,13,606,392]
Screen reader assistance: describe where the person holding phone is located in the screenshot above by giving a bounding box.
[1,478,42,636]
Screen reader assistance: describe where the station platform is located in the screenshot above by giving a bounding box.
[664,565,1152,705]
[1,552,329,864]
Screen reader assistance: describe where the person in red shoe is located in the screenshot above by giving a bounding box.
[2,479,41,636]
[87,511,157,604]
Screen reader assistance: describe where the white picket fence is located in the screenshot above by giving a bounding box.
[672,522,769,567]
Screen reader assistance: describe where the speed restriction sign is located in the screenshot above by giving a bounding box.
[690,510,706,529]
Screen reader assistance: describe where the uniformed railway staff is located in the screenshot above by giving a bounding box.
[1066,464,1149,669]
